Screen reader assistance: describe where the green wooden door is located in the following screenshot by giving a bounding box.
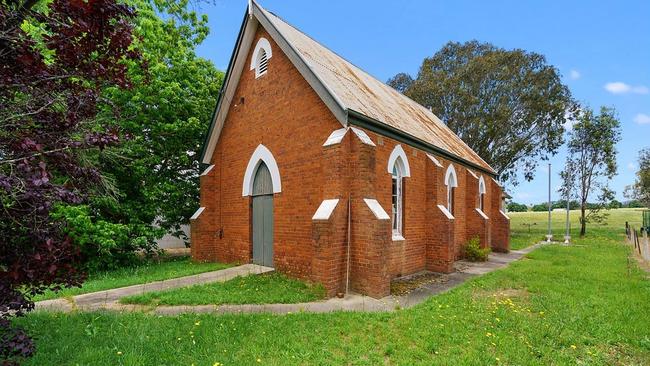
[252,163,274,267]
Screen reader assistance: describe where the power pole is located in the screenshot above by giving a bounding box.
[546,163,553,242]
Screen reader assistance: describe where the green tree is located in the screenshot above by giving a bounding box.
[506,202,528,212]
[92,0,223,251]
[387,41,576,185]
[626,148,650,207]
[560,106,621,236]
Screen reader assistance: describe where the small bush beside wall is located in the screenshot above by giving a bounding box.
[464,236,490,262]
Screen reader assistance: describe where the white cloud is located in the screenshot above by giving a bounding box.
[634,113,650,125]
[628,162,638,171]
[604,81,649,94]
[569,69,581,80]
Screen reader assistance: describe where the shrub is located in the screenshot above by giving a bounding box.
[52,205,163,271]
[463,236,490,262]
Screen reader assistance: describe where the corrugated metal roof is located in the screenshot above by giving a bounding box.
[260,6,495,173]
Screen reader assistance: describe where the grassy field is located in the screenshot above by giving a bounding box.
[508,207,643,250]
[120,272,326,306]
[18,209,650,365]
[34,257,232,301]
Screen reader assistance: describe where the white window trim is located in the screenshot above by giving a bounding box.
[387,145,411,177]
[478,175,486,210]
[242,144,281,196]
[250,37,272,78]
[445,164,458,213]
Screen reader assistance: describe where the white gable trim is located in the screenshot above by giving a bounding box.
[364,198,390,220]
[350,127,376,146]
[475,208,488,220]
[445,164,458,187]
[312,199,339,220]
[242,144,282,196]
[437,204,454,220]
[323,128,348,146]
[426,153,443,168]
[190,207,205,220]
[201,164,215,176]
[467,169,478,179]
[387,145,411,177]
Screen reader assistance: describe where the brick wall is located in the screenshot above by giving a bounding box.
[191,27,343,281]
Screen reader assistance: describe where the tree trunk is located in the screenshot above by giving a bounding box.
[580,205,586,237]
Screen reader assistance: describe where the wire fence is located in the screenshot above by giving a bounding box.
[625,222,650,262]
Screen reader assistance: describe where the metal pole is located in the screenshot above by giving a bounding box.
[564,188,571,244]
[547,163,552,242]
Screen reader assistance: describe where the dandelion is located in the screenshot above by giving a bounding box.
[486,332,493,337]
[195,321,201,326]
[539,311,545,315]
[257,358,262,363]
[117,351,123,356]
[496,357,500,361]
[570,345,577,349]
[214,363,222,366]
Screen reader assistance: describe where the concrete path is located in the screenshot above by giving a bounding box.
[35,243,543,315]
[35,263,274,312]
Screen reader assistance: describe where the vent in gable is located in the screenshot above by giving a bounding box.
[257,49,268,76]
[251,37,272,79]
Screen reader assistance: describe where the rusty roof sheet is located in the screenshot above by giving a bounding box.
[261,7,494,173]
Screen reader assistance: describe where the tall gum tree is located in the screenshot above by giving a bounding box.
[388,40,577,186]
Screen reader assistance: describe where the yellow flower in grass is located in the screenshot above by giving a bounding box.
[117,351,123,356]
[213,363,222,366]
[257,358,262,363]
[570,345,577,349]
[195,321,201,326]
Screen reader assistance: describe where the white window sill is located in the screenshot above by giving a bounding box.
[392,234,406,241]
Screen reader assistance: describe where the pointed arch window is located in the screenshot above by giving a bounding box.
[445,164,458,215]
[391,158,405,236]
[478,176,486,211]
[388,145,410,239]
[250,37,272,78]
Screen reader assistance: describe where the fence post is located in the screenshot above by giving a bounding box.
[641,230,650,261]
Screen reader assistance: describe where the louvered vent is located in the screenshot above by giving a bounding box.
[256,49,268,77]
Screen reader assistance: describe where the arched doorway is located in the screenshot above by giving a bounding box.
[251,162,274,267]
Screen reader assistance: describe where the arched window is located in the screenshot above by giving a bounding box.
[445,164,458,215]
[388,145,410,238]
[391,158,405,236]
[250,37,272,78]
[478,176,486,211]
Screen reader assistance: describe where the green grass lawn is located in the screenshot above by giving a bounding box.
[19,210,650,365]
[120,272,326,306]
[509,207,644,250]
[34,257,232,302]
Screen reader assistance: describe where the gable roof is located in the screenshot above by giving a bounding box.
[201,1,496,176]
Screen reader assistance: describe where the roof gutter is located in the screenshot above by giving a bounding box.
[347,109,497,178]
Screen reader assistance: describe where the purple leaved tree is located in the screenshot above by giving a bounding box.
[0,0,140,363]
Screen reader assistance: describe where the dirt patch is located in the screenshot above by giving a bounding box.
[390,272,449,296]
[472,288,530,301]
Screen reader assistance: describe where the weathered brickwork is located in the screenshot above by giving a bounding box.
[191,24,510,298]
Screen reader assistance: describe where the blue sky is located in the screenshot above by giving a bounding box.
[194,0,650,205]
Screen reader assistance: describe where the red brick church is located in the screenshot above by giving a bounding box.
[191,0,510,298]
